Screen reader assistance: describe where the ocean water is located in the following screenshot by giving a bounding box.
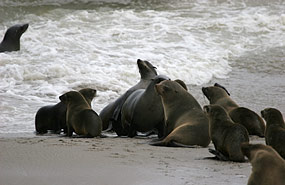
[0,0,284,133]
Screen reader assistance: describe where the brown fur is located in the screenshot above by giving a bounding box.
[204,104,249,162]
[60,91,102,137]
[261,108,285,159]
[150,80,210,147]
[202,84,265,137]
[241,143,285,185]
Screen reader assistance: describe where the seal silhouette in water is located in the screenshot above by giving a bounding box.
[0,23,29,52]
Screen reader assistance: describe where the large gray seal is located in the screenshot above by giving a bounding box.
[202,83,265,137]
[150,80,210,147]
[121,75,170,138]
[99,59,158,135]
[0,23,29,52]
[241,143,285,185]
[204,104,249,162]
[35,88,97,134]
[261,108,285,159]
[59,90,102,137]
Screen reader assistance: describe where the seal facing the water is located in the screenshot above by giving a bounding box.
[150,80,210,147]
[35,88,97,134]
[99,59,158,135]
[261,108,285,159]
[202,83,265,137]
[0,23,29,52]
[204,104,249,162]
[241,143,285,185]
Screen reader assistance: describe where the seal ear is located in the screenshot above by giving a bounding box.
[59,93,68,103]
[214,83,230,96]
[174,79,188,91]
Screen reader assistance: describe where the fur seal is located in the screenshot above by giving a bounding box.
[150,80,210,147]
[59,91,102,137]
[35,88,97,134]
[241,143,285,185]
[204,104,249,162]
[261,108,285,159]
[99,59,157,135]
[202,83,265,137]
[121,75,170,138]
[0,23,29,52]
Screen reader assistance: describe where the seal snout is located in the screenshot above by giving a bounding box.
[21,23,29,33]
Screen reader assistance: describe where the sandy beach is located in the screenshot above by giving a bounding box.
[0,132,266,185]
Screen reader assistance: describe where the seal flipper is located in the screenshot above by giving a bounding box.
[208,148,229,161]
[149,140,195,148]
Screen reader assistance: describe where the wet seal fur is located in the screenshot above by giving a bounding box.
[121,75,170,138]
[261,108,285,159]
[202,83,265,137]
[150,80,210,147]
[35,88,97,134]
[204,104,249,162]
[59,91,102,137]
[99,59,157,135]
[0,23,29,52]
[241,143,285,185]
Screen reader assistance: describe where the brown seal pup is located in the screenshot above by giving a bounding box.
[241,143,285,185]
[99,59,157,135]
[204,104,249,162]
[149,80,210,147]
[202,83,265,137]
[0,23,29,52]
[35,88,97,134]
[121,75,170,138]
[261,108,285,159]
[59,91,102,137]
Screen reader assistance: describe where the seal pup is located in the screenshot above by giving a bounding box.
[241,143,285,185]
[202,83,265,137]
[204,104,249,162]
[121,75,170,138]
[150,80,210,147]
[59,91,102,137]
[35,88,97,135]
[99,59,157,135]
[0,23,29,52]
[261,108,285,159]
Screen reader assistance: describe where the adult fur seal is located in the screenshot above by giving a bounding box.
[241,143,285,185]
[59,91,102,137]
[0,23,29,52]
[261,108,285,159]
[99,59,157,135]
[121,75,170,138]
[202,83,265,137]
[150,80,210,147]
[35,88,97,134]
[204,104,249,162]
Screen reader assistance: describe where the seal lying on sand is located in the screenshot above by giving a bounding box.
[60,91,102,137]
[204,104,249,162]
[202,83,265,137]
[261,108,285,159]
[241,143,285,185]
[121,75,170,138]
[150,80,210,147]
[99,59,158,135]
[0,23,29,52]
[35,88,97,134]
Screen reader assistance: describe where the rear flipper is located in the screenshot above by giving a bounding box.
[149,140,196,148]
[207,148,229,161]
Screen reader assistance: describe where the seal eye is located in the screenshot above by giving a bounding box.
[203,106,210,113]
